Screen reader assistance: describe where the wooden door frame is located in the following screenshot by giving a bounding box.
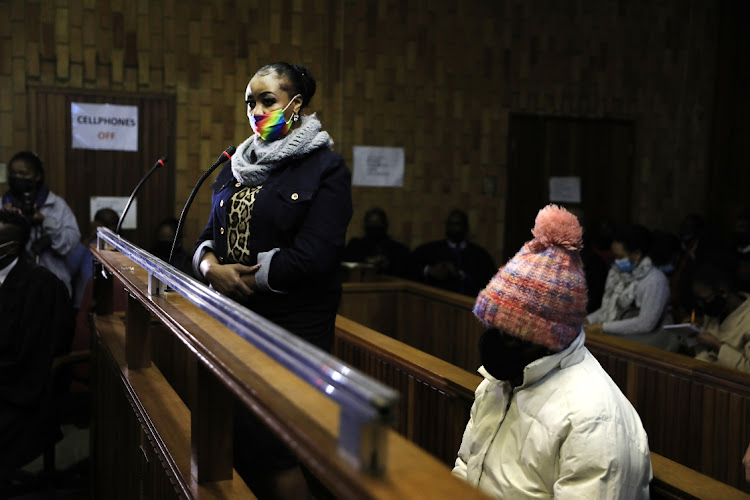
[27,86,176,248]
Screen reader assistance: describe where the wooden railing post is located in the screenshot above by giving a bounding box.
[191,362,234,483]
[126,294,152,369]
[93,260,114,316]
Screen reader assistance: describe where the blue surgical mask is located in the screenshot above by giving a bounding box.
[615,257,635,273]
[658,263,675,274]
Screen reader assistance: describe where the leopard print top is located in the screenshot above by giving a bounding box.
[226,185,263,264]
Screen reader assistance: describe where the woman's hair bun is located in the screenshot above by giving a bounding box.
[291,63,316,108]
[530,204,583,251]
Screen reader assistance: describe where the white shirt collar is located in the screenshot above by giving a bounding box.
[0,257,19,287]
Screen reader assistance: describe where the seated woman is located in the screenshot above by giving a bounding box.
[585,224,671,339]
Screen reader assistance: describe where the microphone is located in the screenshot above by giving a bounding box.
[116,156,168,234]
[169,146,236,266]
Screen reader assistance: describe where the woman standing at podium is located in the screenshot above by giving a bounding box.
[192,62,352,499]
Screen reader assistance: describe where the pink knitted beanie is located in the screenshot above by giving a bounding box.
[473,205,588,352]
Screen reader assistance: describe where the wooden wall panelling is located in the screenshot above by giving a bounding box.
[1,1,732,257]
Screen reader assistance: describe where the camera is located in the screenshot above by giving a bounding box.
[20,191,35,218]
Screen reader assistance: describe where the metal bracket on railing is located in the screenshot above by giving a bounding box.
[338,409,390,475]
[97,233,108,250]
[148,272,165,296]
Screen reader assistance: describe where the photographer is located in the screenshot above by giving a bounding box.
[2,151,80,296]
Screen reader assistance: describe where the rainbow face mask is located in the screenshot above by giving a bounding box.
[249,95,300,142]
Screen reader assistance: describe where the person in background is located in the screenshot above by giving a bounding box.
[2,151,80,296]
[562,205,608,313]
[743,441,750,482]
[733,213,750,293]
[0,209,72,475]
[83,207,119,244]
[670,213,708,322]
[65,207,120,312]
[650,230,681,277]
[343,207,409,277]
[409,209,495,297]
[453,205,651,498]
[150,217,189,274]
[690,262,750,373]
[585,224,670,337]
[590,217,617,265]
[192,62,352,499]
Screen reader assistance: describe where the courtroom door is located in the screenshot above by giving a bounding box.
[29,88,176,248]
[504,115,635,261]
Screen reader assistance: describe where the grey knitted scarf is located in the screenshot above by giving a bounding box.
[598,256,655,322]
[231,114,333,187]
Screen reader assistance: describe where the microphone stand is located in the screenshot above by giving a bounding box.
[169,146,236,267]
[116,156,168,234]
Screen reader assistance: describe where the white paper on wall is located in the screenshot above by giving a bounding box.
[71,102,139,151]
[352,146,404,187]
[549,176,581,203]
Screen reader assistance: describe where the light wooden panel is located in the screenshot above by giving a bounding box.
[0,0,728,262]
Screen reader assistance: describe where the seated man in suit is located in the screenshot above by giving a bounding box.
[0,209,72,476]
[343,207,410,277]
[409,209,495,296]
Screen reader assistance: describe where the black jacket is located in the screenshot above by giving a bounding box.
[0,257,72,470]
[194,147,353,349]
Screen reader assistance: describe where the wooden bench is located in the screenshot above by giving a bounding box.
[340,278,750,494]
[334,314,750,500]
[90,234,490,500]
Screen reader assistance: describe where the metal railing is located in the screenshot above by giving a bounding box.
[96,227,399,474]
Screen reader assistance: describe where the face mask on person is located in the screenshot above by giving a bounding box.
[8,176,37,196]
[364,224,386,241]
[698,293,727,318]
[479,328,553,385]
[249,94,300,142]
[658,263,675,274]
[614,257,635,273]
[734,231,750,251]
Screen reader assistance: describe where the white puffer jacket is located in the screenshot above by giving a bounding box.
[453,332,652,499]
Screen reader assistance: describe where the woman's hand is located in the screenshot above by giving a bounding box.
[200,252,260,300]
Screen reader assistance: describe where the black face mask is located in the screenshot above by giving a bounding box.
[734,231,750,249]
[698,294,727,318]
[8,176,37,197]
[364,225,386,241]
[479,328,554,385]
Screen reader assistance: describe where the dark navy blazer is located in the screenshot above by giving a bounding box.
[194,147,353,348]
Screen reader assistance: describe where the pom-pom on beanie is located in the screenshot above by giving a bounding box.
[473,205,588,352]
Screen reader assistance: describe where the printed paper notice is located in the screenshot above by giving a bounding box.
[352,146,404,187]
[71,102,139,151]
[549,177,581,203]
[90,196,135,229]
